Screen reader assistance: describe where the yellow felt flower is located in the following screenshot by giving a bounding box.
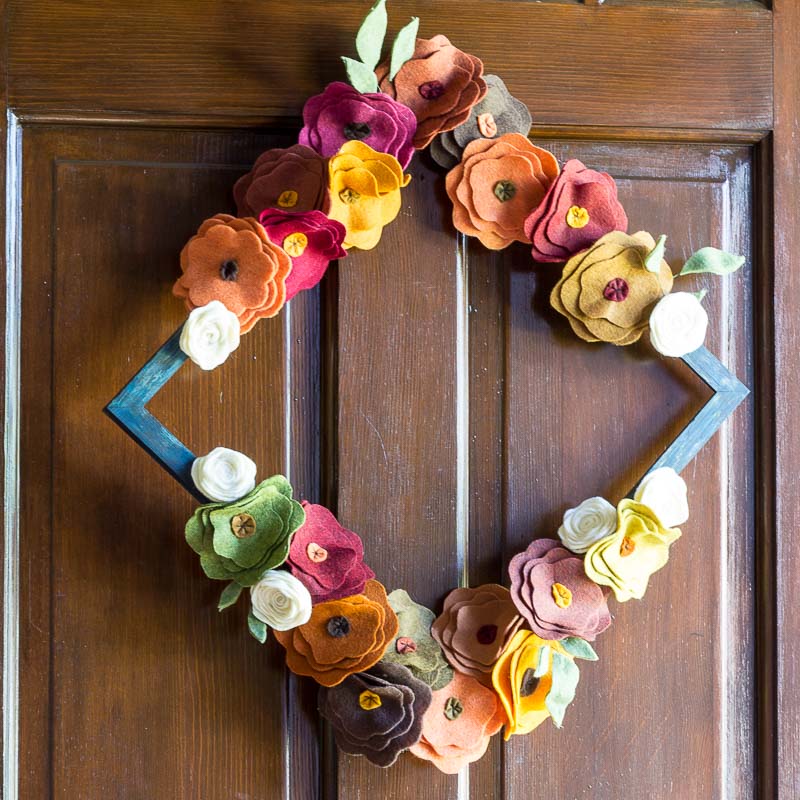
[584,499,681,602]
[327,141,411,250]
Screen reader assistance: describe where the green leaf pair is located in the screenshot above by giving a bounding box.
[542,638,597,728]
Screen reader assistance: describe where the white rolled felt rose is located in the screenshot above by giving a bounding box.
[179,300,241,370]
[558,496,617,554]
[250,570,312,631]
[634,466,689,528]
[191,446,257,503]
[649,292,709,358]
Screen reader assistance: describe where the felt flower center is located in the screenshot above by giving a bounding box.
[359,689,382,710]
[339,187,361,205]
[230,513,256,538]
[306,542,328,563]
[519,668,540,697]
[551,582,573,608]
[396,636,418,654]
[566,205,590,228]
[476,624,498,645]
[477,113,498,138]
[418,80,445,100]
[493,180,517,202]
[443,696,464,720]
[277,190,299,208]
[283,232,309,257]
[603,277,630,302]
[619,536,636,557]
[326,615,351,637]
[343,121,372,141]
[219,259,239,282]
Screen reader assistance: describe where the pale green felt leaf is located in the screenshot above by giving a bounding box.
[560,637,599,661]
[342,57,379,94]
[534,644,551,677]
[389,17,419,81]
[218,581,243,612]
[545,651,580,728]
[692,288,709,303]
[248,611,268,644]
[355,0,388,71]
[644,234,667,273]
[680,247,745,277]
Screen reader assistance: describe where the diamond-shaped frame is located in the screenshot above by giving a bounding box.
[105,324,749,501]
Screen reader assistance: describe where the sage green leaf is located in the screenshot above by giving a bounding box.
[644,234,667,273]
[389,17,420,80]
[545,651,580,728]
[680,247,745,277]
[218,581,243,612]
[355,0,388,71]
[692,288,709,303]
[248,611,268,644]
[342,57,379,94]
[560,637,599,661]
[534,644,551,677]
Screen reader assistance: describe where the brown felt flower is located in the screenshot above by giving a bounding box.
[446,133,559,250]
[273,580,399,687]
[431,584,523,684]
[376,35,487,150]
[550,230,674,345]
[172,214,291,333]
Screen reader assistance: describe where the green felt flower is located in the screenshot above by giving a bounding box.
[185,475,305,587]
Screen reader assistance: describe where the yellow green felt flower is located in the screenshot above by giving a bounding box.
[584,499,681,602]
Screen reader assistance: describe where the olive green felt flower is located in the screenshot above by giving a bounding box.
[185,475,305,587]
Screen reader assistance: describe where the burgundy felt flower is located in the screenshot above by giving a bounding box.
[508,539,611,641]
[286,503,375,603]
[298,81,417,169]
[258,209,347,300]
[523,159,628,263]
[233,144,330,218]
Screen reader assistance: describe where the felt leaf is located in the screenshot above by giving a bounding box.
[341,56,379,94]
[545,651,580,728]
[644,234,667,274]
[218,581,243,612]
[534,644,551,678]
[560,637,599,662]
[680,247,745,277]
[248,611,268,644]
[355,0,388,71]
[389,17,420,81]
[693,288,709,303]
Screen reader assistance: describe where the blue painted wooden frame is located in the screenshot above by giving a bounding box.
[105,323,749,502]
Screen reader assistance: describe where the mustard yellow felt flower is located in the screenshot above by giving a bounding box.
[584,499,681,602]
[327,141,411,250]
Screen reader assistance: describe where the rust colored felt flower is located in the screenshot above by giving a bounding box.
[273,579,398,687]
[524,159,629,263]
[172,214,291,333]
[446,133,559,250]
[408,671,505,774]
[431,584,523,684]
[508,539,611,641]
[550,230,674,344]
[233,144,330,218]
[376,35,487,150]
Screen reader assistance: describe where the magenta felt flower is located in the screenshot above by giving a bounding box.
[286,503,375,603]
[523,159,628,263]
[508,539,611,641]
[298,82,417,170]
[258,209,346,300]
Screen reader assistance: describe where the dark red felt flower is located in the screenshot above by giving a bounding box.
[523,159,628,263]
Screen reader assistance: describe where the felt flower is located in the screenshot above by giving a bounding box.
[250,570,312,631]
[634,467,690,528]
[383,589,454,690]
[191,446,256,503]
[258,209,346,300]
[550,230,674,345]
[492,630,596,738]
[557,496,617,554]
[508,539,611,641]
[524,159,629,263]
[376,34,488,150]
[184,475,305,587]
[326,141,411,250]
[409,671,505,774]
[446,133,559,250]
[274,579,398,687]
[179,300,241,370]
[430,75,532,169]
[233,144,330,218]
[286,503,375,603]
[649,291,709,357]
[172,214,291,333]
[430,584,523,684]
[318,661,432,768]
[299,81,417,169]
[584,499,681,602]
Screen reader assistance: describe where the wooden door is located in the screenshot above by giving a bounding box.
[2,1,795,798]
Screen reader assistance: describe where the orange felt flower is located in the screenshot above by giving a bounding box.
[273,580,399,687]
[446,133,559,250]
[173,214,291,333]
